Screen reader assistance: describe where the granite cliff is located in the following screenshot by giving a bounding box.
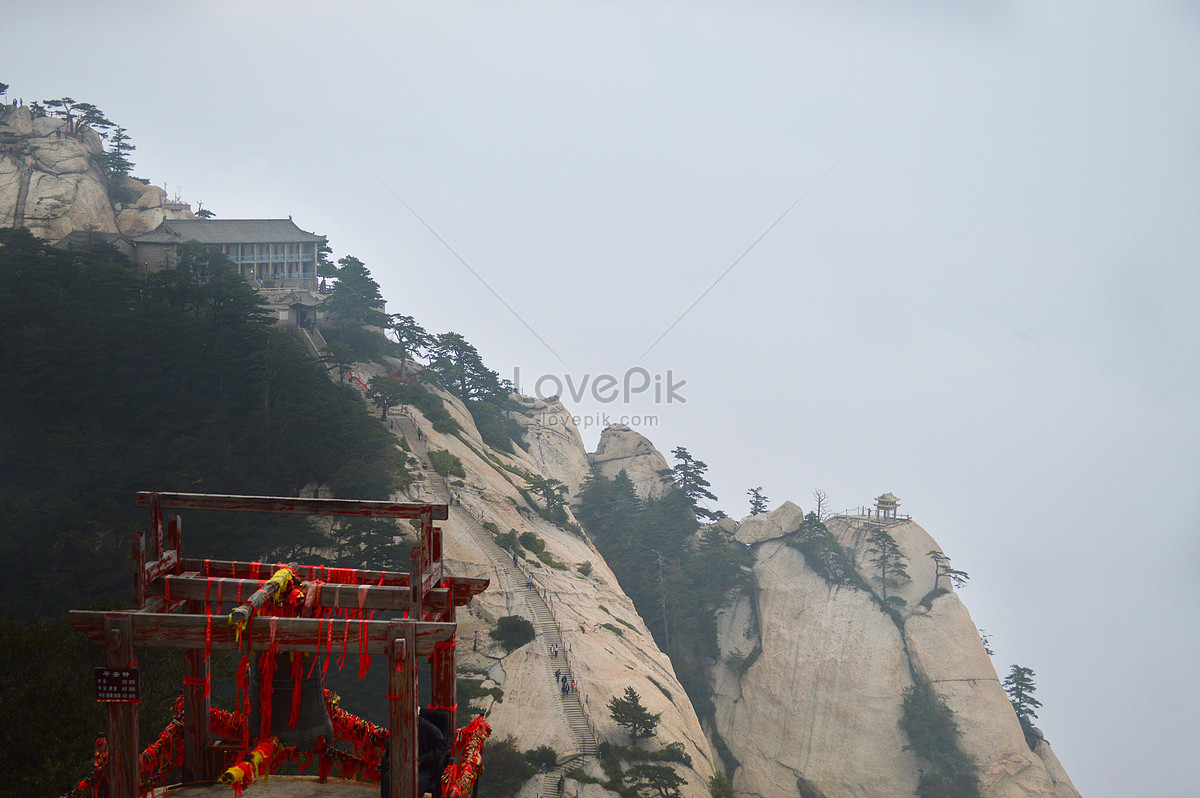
[0,103,193,242]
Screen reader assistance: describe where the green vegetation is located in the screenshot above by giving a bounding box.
[575,466,752,727]
[785,513,864,589]
[518,530,546,553]
[526,474,570,526]
[866,526,909,607]
[0,229,409,617]
[747,486,768,516]
[900,681,981,798]
[523,745,558,770]
[627,763,687,798]
[420,332,525,452]
[624,741,690,767]
[490,615,536,652]
[577,560,593,576]
[927,549,969,591]
[457,677,503,705]
[1003,664,1043,750]
[537,551,568,570]
[601,622,626,636]
[428,449,466,478]
[708,773,735,798]
[662,447,720,521]
[478,736,537,798]
[608,686,661,742]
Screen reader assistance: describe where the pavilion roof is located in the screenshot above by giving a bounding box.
[130,218,325,245]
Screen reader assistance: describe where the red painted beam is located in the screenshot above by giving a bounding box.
[136,492,449,521]
[68,611,455,655]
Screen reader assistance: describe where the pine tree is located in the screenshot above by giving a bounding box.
[608,686,660,741]
[866,527,909,605]
[927,550,969,590]
[747,486,768,515]
[627,764,686,798]
[664,446,719,520]
[1003,665,1041,723]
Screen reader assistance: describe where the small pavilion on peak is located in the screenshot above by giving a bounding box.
[874,492,900,520]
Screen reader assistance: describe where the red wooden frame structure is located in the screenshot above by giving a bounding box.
[68,491,488,798]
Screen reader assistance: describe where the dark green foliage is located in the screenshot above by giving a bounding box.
[574,467,752,729]
[494,530,519,551]
[490,615,536,652]
[523,745,558,769]
[601,622,625,636]
[423,332,507,403]
[626,763,686,798]
[367,374,407,418]
[390,381,459,433]
[526,474,570,525]
[518,531,545,553]
[466,398,526,454]
[663,447,720,520]
[1003,664,1043,750]
[918,587,950,610]
[747,486,768,516]
[0,613,205,798]
[624,741,690,767]
[537,550,568,569]
[785,513,864,589]
[577,560,593,576]
[457,677,504,705]
[708,773,735,798]
[478,736,536,798]
[0,229,407,617]
[428,449,466,477]
[900,682,981,798]
[608,686,661,741]
[927,550,969,590]
[866,526,909,604]
[646,677,673,704]
[567,767,601,785]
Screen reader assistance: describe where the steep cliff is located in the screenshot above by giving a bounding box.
[352,365,716,798]
[0,104,193,241]
[713,510,1081,798]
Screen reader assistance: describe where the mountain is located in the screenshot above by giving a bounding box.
[0,98,1080,798]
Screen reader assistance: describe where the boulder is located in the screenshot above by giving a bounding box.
[733,500,804,545]
[589,424,671,499]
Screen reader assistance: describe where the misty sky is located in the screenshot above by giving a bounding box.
[8,2,1200,795]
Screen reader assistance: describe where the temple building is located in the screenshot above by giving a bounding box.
[874,492,901,520]
[127,217,325,288]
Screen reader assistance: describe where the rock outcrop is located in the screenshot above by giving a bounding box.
[711,511,1081,798]
[372,382,715,798]
[0,104,193,242]
[589,424,671,500]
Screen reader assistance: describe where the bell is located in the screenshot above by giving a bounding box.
[248,652,334,749]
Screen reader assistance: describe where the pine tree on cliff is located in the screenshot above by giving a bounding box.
[608,686,660,742]
[927,549,969,590]
[747,486,768,515]
[866,526,909,606]
[663,446,720,521]
[1004,664,1043,750]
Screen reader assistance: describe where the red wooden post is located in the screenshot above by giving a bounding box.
[431,603,457,733]
[182,628,210,782]
[146,494,164,561]
[104,614,139,798]
[388,623,419,798]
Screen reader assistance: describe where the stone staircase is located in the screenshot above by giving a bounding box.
[392,411,599,783]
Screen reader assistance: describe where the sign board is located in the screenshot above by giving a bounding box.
[95,667,140,702]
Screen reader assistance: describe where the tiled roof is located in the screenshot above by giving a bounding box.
[130,218,325,245]
[53,231,130,249]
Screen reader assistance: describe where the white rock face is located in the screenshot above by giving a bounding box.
[713,539,923,798]
[733,501,805,545]
[0,105,119,240]
[0,105,193,241]
[508,395,592,497]
[384,384,716,798]
[712,510,1081,798]
[589,425,671,500]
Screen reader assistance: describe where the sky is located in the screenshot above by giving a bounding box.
[7,2,1200,795]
